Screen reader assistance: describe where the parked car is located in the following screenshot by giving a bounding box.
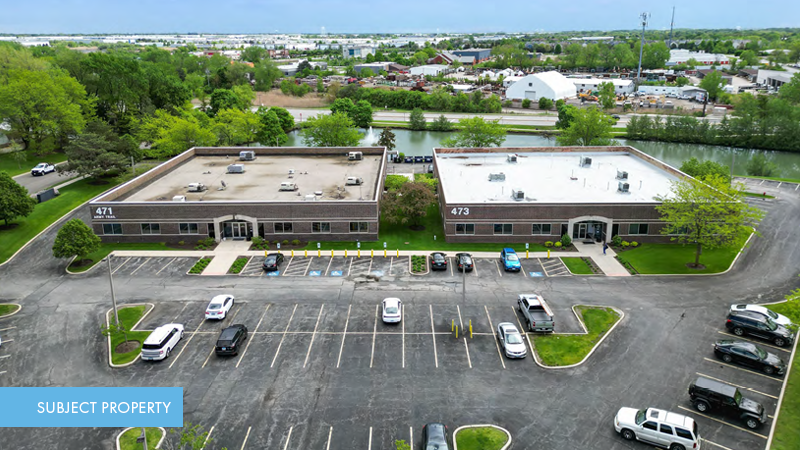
[423,156,433,163]
[404,156,413,163]
[141,324,185,361]
[729,304,792,327]
[422,423,450,450]
[500,248,521,272]
[215,324,248,356]
[611,114,621,120]
[430,252,448,271]
[205,294,234,320]
[614,407,700,450]
[382,298,402,323]
[713,340,786,375]
[688,376,767,429]
[725,310,794,347]
[517,294,555,332]
[414,156,424,163]
[455,253,473,272]
[262,253,285,271]
[31,162,55,176]
[496,322,527,358]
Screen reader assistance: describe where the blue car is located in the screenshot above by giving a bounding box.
[414,156,424,163]
[500,248,521,272]
[404,156,413,163]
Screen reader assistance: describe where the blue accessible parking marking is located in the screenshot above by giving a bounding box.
[267,271,281,276]
[529,272,544,277]
[330,270,343,277]
[309,270,321,277]
[371,270,384,277]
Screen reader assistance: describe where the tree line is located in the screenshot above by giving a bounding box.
[337,84,502,113]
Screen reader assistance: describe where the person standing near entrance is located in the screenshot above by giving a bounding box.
[603,241,608,255]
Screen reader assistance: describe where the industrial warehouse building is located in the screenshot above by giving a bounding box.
[504,71,577,101]
[433,146,684,244]
[89,147,387,243]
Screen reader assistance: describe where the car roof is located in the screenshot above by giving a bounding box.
[219,325,243,338]
[144,324,181,343]
[729,310,767,322]
[502,248,516,252]
[693,376,738,397]
[646,408,695,429]
[498,322,519,332]
[383,298,400,306]
[210,295,230,303]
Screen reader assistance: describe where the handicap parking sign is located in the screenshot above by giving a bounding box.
[309,270,321,277]
[529,272,544,277]
[330,270,343,277]
[267,271,281,276]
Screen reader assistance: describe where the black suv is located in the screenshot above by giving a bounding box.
[430,252,448,271]
[726,310,794,347]
[215,324,248,356]
[688,376,766,429]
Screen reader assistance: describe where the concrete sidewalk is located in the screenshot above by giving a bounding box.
[200,240,252,275]
[573,242,631,277]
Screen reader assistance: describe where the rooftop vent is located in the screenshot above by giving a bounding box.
[488,172,506,182]
[239,150,255,161]
[616,170,628,180]
[580,156,592,167]
[512,189,525,200]
[227,164,245,174]
[507,154,517,163]
[617,182,630,193]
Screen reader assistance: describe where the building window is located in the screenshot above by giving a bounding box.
[274,222,293,234]
[141,223,161,235]
[179,223,199,234]
[312,222,330,233]
[531,224,552,235]
[103,224,122,235]
[349,222,369,233]
[628,223,649,235]
[493,223,513,235]
[455,223,475,235]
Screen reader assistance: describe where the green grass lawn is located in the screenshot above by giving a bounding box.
[533,306,620,366]
[763,301,800,450]
[744,191,776,199]
[561,257,594,274]
[119,427,163,450]
[615,236,746,275]
[0,304,21,317]
[69,243,182,273]
[0,151,68,177]
[304,204,547,252]
[108,305,151,366]
[455,427,509,450]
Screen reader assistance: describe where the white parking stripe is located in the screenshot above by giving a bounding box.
[270,304,298,368]
[169,319,205,369]
[156,257,177,275]
[519,260,527,277]
[1,339,13,343]
[389,257,394,275]
[237,304,271,368]
[512,306,535,358]
[129,258,151,275]
[348,257,353,276]
[457,305,472,368]
[171,303,191,322]
[0,371,6,375]
[240,426,252,450]
[702,357,782,381]
[336,304,351,368]
[302,257,313,276]
[449,258,454,276]
[430,305,438,368]
[0,355,10,359]
[282,426,293,450]
[325,427,333,450]
[0,327,17,332]
[111,258,131,274]
[370,304,378,368]
[367,427,373,450]
[409,426,413,447]
[715,331,791,352]
[325,256,333,276]
[203,426,215,449]
[696,372,778,399]
[538,258,550,277]
[367,258,373,274]
[402,304,406,368]
[200,344,216,369]
[701,438,735,450]
[676,406,768,439]
[485,306,506,369]
[303,305,324,368]
[494,260,503,277]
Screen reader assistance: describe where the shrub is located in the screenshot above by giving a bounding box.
[228,257,249,274]
[291,239,300,246]
[560,233,572,247]
[611,235,623,247]
[554,241,562,248]
[178,240,185,246]
[621,241,630,248]
[397,152,405,162]
[251,236,263,246]
[522,99,531,109]
[282,240,289,245]
[273,240,281,245]
[189,258,212,274]
[630,241,639,247]
[538,97,553,110]
[544,241,554,247]
[503,100,512,108]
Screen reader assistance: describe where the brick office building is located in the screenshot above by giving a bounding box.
[433,146,686,244]
[89,147,387,243]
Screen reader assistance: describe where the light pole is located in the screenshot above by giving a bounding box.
[635,12,650,89]
[106,255,119,325]
[462,259,466,303]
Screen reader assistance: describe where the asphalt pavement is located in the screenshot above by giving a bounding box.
[12,162,77,195]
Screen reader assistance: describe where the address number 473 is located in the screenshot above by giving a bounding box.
[451,207,469,216]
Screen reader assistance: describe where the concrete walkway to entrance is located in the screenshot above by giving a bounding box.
[573,242,631,277]
[200,240,252,275]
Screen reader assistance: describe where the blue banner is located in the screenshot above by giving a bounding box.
[0,387,183,427]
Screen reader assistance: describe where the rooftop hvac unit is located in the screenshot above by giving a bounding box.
[617,182,630,193]
[172,195,186,202]
[488,172,506,182]
[187,182,207,192]
[507,154,517,163]
[580,156,592,167]
[616,170,628,180]
[227,164,245,174]
[239,150,255,161]
[304,194,317,201]
[512,189,525,200]
[348,151,363,161]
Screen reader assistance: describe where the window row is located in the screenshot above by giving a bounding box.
[102,222,370,235]
[455,223,553,236]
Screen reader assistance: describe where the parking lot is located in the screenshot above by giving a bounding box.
[0,322,15,377]
[106,256,200,277]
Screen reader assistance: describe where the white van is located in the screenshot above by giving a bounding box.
[141,324,185,361]
[279,181,299,191]
[345,176,363,186]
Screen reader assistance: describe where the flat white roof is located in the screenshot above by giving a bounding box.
[436,150,680,204]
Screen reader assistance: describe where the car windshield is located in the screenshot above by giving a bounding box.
[385,307,398,314]
[765,309,779,320]
[765,318,778,331]
[462,256,472,264]
[635,409,647,426]
[506,254,519,261]
[265,257,275,263]
[433,254,444,261]
[208,304,221,310]
[35,163,46,168]
[753,346,768,359]
[507,333,523,344]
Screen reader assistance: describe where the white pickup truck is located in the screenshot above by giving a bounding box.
[31,162,56,176]
[517,294,555,332]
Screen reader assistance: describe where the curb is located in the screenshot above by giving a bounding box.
[453,424,512,450]
[529,305,626,370]
[0,303,22,319]
[116,427,166,450]
[105,303,155,368]
[562,256,603,276]
[765,327,799,449]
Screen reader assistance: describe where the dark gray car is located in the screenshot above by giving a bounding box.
[422,422,450,450]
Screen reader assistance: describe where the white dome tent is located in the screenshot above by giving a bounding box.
[505,71,577,101]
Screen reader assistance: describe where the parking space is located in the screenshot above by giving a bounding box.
[389,256,410,276]
[474,257,504,280]
[368,256,392,278]
[348,256,372,277]
[0,323,16,376]
[282,256,314,276]
[326,256,349,277]
[240,256,264,276]
[107,256,199,277]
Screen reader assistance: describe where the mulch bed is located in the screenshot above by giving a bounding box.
[115,341,139,354]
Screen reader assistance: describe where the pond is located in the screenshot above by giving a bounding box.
[284,128,800,179]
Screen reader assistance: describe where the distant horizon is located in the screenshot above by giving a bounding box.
[1,0,798,35]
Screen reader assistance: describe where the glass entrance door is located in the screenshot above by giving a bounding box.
[231,222,247,239]
[574,223,587,239]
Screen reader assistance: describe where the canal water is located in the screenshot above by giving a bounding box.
[284,128,800,179]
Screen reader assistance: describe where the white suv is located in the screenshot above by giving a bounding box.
[614,407,700,450]
[141,324,184,361]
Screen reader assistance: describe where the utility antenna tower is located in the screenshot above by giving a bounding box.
[321,26,327,37]
[668,6,676,48]
[635,12,650,88]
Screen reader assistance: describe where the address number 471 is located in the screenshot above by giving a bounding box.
[451,207,469,216]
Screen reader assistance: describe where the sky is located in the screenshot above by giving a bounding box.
[1,0,798,35]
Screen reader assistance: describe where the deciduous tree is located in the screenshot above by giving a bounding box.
[429,114,453,131]
[255,109,287,147]
[301,112,361,147]
[350,100,373,128]
[699,70,725,101]
[679,157,730,183]
[441,117,506,148]
[408,108,427,130]
[377,128,396,151]
[381,181,436,227]
[213,109,262,146]
[746,153,779,177]
[52,218,101,260]
[0,172,37,227]
[556,106,615,146]
[597,82,616,110]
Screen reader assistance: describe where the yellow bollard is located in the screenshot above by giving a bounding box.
[384,249,387,258]
[304,250,307,258]
[331,249,334,258]
[291,249,294,257]
[318,249,321,258]
[358,249,361,258]
[345,249,347,258]
[397,249,399,257]
[264,250,267,257]
[451,319,454,332]
[371,249,374,258]
[526,250,529,259]
[547,249,550,259]
[455,325,458,339]
[469,320,473,338]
